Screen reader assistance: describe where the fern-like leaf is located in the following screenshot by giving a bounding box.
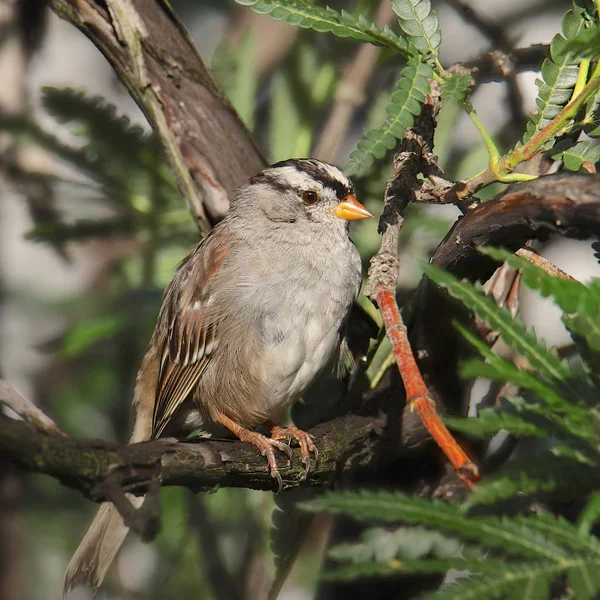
[479,247,600,353]
[444,400,549,439]
[457,324,567,409]
[391,0,441,57]
[549,139,600,171]
[420,262,572,384]
[563,24,600,59]
[521,6,587,146]
[515,511,600,555]
[324,557,472,581]
[345,57,432,177]
[467,454,600,506]
[329,526,462,564]
[421,560,599,600]
[303,491,569,560]
[235,0,412,56]
[43,87,149,158]
[441,71,473,106]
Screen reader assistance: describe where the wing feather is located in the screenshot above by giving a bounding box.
[151,227,229,438]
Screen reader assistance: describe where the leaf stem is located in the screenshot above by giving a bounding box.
[369,350,395,389]
[464,102,537,186]
[504,73,600,169]
[459,66,600,198]
[572,59,590,100]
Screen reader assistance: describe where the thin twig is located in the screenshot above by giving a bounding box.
[99,475,161,540]
[0,379,65,436]
[516,248,579,282]
[477,263,522,345]
[313,1,396,162]
[365,82,480,488]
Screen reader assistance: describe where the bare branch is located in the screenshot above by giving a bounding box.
[0,412,384,498]
[446,0,525,126]
[410,173,600,413]
[364,81,479,487]
[516,247,579,282]
[50,0,266,228]
[0,379,65,436]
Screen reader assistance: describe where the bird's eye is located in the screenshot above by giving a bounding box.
[302,190,319,205]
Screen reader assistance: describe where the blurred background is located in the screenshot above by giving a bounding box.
[1,1,598,599]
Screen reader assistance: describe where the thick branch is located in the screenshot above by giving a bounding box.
[410,172,600,412]
[50,0,266,227]
[430,173,600,279]
[0,413,384,498]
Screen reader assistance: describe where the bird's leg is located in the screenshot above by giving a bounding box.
[213,412,291,492]
[267,421,318,476]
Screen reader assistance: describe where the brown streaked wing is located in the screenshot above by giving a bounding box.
[152,227,229,438]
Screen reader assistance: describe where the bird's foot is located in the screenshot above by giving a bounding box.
[269,424,318,477]
[214,412,290,492]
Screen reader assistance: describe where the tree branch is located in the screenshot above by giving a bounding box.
[0,412,385,499]
[49,0,266,228]
[409,172,600,416]
[363,81,479,486]
[0,379,65,436]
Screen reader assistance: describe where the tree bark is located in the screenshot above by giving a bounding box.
[0,412,384,497]
[49,0,266,229]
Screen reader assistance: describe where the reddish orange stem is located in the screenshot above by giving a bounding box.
[376,287,480,488]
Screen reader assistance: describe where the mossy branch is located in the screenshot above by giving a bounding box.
[0,413,384,499]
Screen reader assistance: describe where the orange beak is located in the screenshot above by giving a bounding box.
[333,194,373,221]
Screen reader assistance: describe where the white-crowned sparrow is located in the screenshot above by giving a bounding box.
[64,158,372,596]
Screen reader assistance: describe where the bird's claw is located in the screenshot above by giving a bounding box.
[270,425,318,478]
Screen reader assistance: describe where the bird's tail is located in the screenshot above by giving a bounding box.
[63,360,156,598]
[63,495,144,597]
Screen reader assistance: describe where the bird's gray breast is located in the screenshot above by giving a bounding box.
[239,226,361,412]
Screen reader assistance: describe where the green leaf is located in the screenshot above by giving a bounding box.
[345,57,432,177]
[234,0,412,56]
[329,526,461,564]
[61,315,126,358]
[563,24,600,59]
[420,262,572,384]
[303,491,569,560]
[269,488,316,600]
[391,0,441,57]
[42,87,150,163]
[521,7,587,146]
[567,560,600,599]
[467,454,600,506]
[444,402,549,439]
[578,490,600,535]
[421,560,599,600]
[457,324,567,409]
[478,247,600,352]
[549,139,600,171]
[518,511,600,555]
[441,71,473,106]
[26,218,133,244]
[269,71,303,161]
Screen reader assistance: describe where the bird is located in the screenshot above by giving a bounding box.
[63,158,372,596]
